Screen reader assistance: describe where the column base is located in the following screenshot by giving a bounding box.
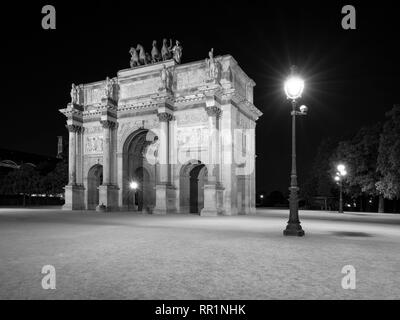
[283,223,305,237]
[153,184,177,215]
[63,185,85,210]
[98,184,119,212]
[96,204,107,212]
[200,184,224,216]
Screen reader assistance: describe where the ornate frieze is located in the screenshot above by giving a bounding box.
[85,126,103,135]
[176,112,208,126]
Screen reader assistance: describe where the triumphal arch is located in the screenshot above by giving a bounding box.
[60,43,262,215]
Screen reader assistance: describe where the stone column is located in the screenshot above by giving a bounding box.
[63,124,85,210]
[76,127,84,185]
[201,101,225,216]
[97,120,118,212]
[153,111,176,215]
[157,112,173,183]
[100,120,115,185]
[206,106,222,184]
[66,125,79,185]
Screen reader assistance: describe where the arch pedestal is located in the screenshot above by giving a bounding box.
[63,185,85,210]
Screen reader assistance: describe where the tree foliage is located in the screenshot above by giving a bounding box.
[333,123,382,197]
[0,164,41,195]
[0,159,68,197]
[303,105,400,212]
[376,105,400,200]
[301,138,338,202]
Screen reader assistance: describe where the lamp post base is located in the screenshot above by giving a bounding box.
[283,223,305,237]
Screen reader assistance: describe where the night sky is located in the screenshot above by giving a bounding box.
[2,1,399,194]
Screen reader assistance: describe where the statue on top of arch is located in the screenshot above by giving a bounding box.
[70,83,83,106]
[129,39,183,68]
[205,48,221,82]
[104,77,119,103]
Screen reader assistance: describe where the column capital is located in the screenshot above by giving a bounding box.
[65,124,82,133]
[100,120,117,129]
[158,112,174,122]
[205,106,222,119]
[101,97,118,108]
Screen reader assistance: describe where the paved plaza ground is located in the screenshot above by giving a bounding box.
[0,208,399,300]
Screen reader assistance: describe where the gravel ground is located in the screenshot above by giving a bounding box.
[0,208,399,300]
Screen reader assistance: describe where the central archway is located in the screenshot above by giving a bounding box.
[122,129,158,212]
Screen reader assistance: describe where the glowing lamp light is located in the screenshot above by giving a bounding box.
[337,164,347,177]
[130,181,139,190]
[334,176,340,182]
[284,76,305,100]
[299,105,308,114]
[260,195,264,199]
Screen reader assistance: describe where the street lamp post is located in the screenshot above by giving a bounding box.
[335,164,347,213]
[339,181,343,213]
[283,66,307,237]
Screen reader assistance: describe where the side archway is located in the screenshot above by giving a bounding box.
[87,164,103,210]
[179,160,208,214]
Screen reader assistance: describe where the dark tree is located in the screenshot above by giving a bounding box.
[301,138,338,206]
[333,123,383,211]
[0,164,41,206]
[43,158,68,195]
[376,105,400,206]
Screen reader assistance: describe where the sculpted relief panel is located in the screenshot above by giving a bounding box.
[176,68,207,91]
[84,125,104,154]
[85,87,104,106]
[176,126,208,150]
[120,77,160,100]
[85,135,104,154]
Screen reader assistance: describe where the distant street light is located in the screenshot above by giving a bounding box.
[334,164,347,213]
[283,66,307,237]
